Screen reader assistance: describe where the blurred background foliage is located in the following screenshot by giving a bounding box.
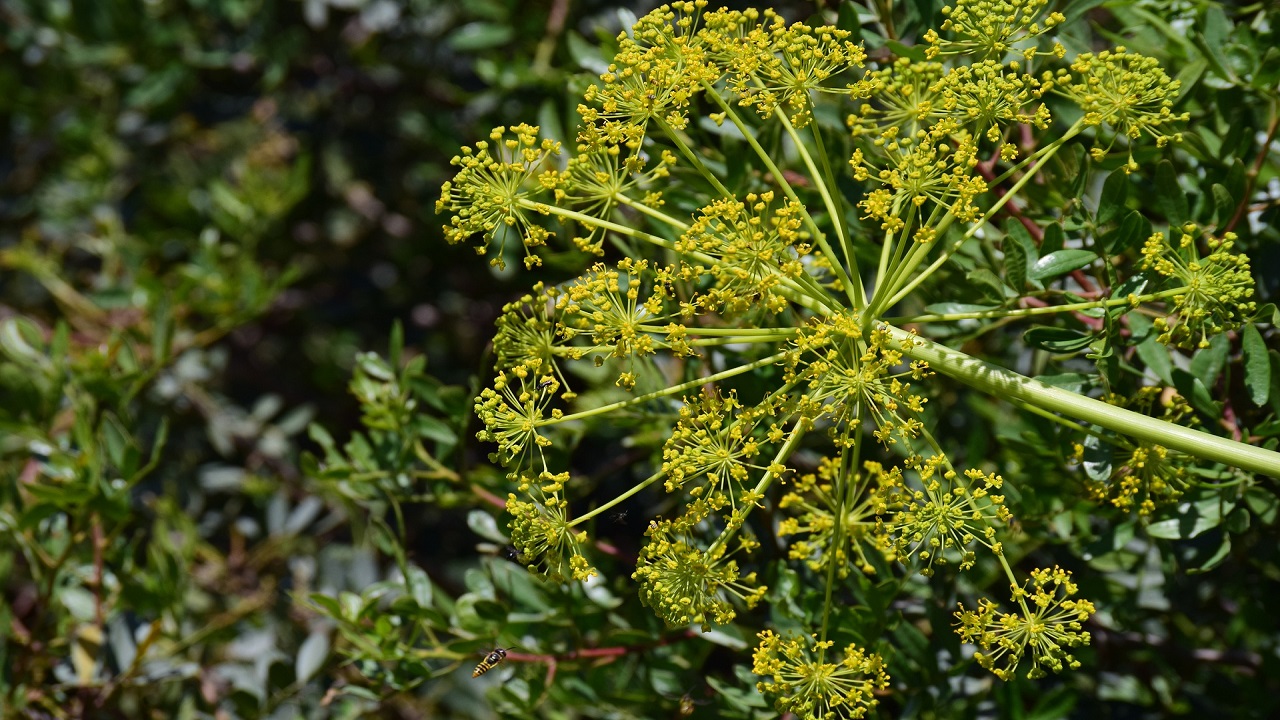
[0,0,1277,718]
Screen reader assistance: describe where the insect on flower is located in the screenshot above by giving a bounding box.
[472,647,509,677]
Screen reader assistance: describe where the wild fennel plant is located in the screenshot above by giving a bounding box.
[437,2,1273,715]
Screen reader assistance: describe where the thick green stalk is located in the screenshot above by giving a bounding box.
[888,325,1280,477]
[886,288,1184,324]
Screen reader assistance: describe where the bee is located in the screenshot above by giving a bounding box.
[472,647,509,677]
[537,378,554,391]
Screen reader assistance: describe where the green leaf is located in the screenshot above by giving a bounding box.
[836,0,864,42]
[966,268,1008,302]
[1097,170,1130,225]
[1024,326,1096,352]
[1186,534,1231,574]
[1172,368,1219,416]
[467,509,509,544]
[448,22,516,52]
[1189,333,1229,389]
[1003,217,1037,292]
[295,630,330,684]
[1245,485,1280,525]
[1242,324,1271,406]
[1147,495,1235,539]
[1100,211,1150,254]
[923,302,998,316]
[1030,249,1096,282]
[1135,336,1174,385]
[1211,183,1235,226]
[1155,160,1188,228]
[1041,223,1064,255]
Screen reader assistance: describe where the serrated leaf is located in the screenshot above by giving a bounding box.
[1242,324,1271,406]
[1030,249,1096,282]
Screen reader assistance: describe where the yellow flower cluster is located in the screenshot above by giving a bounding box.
[1045,48,1189,171]
[925,0,1065,61]
[506,471,598,582]
[876,457,1011,576]
[777,456,890,578]
[1140,226,1256,348]
[787,319,931,445]
[752,630,890,719]
[1078,388,1197,516]
[633,514,766,630]
[435,124,560,269]
[675,192,810,315]
[955,567,1096,680]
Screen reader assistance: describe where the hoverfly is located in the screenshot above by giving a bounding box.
[472,647,510,677]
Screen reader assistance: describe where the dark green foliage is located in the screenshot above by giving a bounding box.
[1,1,1278,719]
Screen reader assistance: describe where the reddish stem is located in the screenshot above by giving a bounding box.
[505,629,697,666]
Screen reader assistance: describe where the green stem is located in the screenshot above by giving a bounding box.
[818,425,863,654]
[542,350,789,426]
[637,325,799,337]
[702,81,859,307]
[569,470,664,528]
[877,122,1085,314]
[522,200,677,249]
[886,288,1183,324]
[706,419,811,557]
[776,110,866,306]
[654,114,733,199]
[614,193,690,231]
[887,325,1280,477]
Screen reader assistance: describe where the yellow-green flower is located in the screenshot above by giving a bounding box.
[507,471,598,582]
[1046,48,1188,171]
[436,124,560,269]
[1140,227,1255,348]
[955,566,1096,680]
[633,516,765,630]
[925,0,1065,61]
[876,456,1010,576]
[752,630,889,719]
